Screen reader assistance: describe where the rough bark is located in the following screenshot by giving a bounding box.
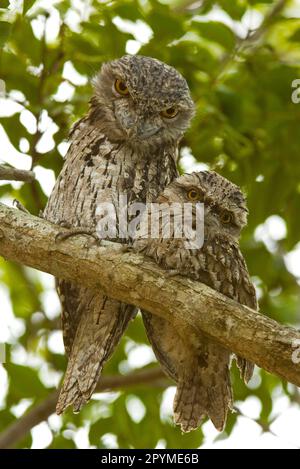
[0,202,299,388]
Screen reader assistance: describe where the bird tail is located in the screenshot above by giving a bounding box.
[173,350,233,433]
[141,311,233,432]
[56,295,136,415]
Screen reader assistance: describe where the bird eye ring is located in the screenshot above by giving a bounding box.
[114,79,130,96]
[220,210,233,224]
[160,107,178,119]
[187,188,203,202]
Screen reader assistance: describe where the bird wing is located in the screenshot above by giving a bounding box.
[44,124,139,413]
[141,239,257,431]
[56,279,83,357]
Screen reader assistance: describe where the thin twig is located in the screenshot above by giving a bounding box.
[0,367,167,449]
[209,0,288,86]
[247,0,288,43]
[0,165,35,182]
[233,407,300,449]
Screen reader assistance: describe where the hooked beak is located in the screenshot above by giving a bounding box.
[137,126,161,139]
[124,119,161,140]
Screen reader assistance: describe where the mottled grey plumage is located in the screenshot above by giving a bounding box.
[134,171,257,432]
[44,55,194,414]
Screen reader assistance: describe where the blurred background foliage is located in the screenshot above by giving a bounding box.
[0,0,300,449]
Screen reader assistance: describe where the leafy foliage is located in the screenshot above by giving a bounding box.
[0,0,300,449]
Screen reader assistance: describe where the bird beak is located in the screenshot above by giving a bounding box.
[125,128,136,138]
[125,125,160,140]
[137,127,161,139]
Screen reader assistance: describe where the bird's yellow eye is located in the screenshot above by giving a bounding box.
[114,79,130,96]
[187,188,203,202]
[220,210,233,224]
[161,107,178,119]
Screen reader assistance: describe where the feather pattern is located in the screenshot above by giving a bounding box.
[134,171,258,432]
[44,55,194,414]
[44,121,178,413]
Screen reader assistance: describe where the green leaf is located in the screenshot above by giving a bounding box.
[15,433,33,449]
[0,0,10,9]
[0,410,15,432]
[0,51,40,101]
[0,114,30,152]
[1,262,42,318]
[49,435,76,449]
[23,0,36,15]
[248,0,273,4]
[192,21,236,51]
[289,28,300,42]
[10,16,42,66]
[0,20,11,46]
[6,364,49,402]
[111,1,143,21]
[217,0,247,20]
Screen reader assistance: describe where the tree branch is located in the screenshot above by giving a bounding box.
[247,0,288,43]
[0,368,167,449]
[0,165,35,183]
[209,0,288,86]
[0,203,299,388]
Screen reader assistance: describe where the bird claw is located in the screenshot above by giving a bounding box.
[13,199,30,214]
[55,227,101,247]
[58,220,72,229]
[165,269,180,278]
